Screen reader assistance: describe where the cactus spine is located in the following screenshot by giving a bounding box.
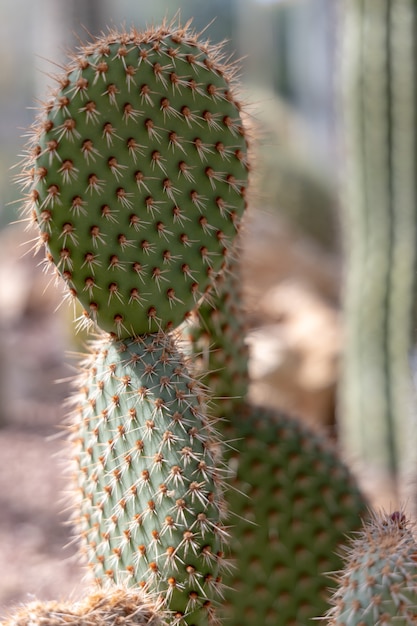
[325,511,417,625]
[338,0,417,490]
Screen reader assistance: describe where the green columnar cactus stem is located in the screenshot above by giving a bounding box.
[187,257,368,624]
[325,511,417,625]
[1,586,163,626]
[186,246,249,418]
[70,332,228,626]
[22,21,249,338]
[338,0,417,489]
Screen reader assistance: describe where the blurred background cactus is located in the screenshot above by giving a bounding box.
[337,0,417,506]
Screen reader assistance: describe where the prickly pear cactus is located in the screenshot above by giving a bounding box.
[325,511,417,625]
[17,21,252,626]
[14,16,372,626]
[70,332,228,626]
[22,22,249,338]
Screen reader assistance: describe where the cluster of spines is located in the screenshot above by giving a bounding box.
[69,332,230,626]
[0,586,164,626]
[20,21,250,337]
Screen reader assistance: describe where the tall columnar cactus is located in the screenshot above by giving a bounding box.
[23,21,249,338]
[338,0,417,492]
[187,255,368,624]
[20,21,250,626]
[324,511,417,625]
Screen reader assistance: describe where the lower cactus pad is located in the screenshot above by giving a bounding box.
[69,333,228,626]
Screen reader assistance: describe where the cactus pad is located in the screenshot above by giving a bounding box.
[69,332,228,626]
[183,240,368,624]
[325,511,417,625]
[23,23,249,337]
[221,405,368,626]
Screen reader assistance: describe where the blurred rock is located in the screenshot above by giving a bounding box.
[0,224,72,424]
[247,281,341,430]
[241,209,341,309]
[240,209,342,429]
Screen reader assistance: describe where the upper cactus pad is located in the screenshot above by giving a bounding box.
[23,23,249,337]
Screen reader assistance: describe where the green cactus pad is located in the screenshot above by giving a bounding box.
[325,511,417,625]
[70,332,228,626]
[23,23,249,338]
[220,405,368,626]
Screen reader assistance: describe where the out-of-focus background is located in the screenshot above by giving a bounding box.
[0,0,343,610]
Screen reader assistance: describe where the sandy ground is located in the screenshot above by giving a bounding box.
[0,226,86,613]
[0,423,84,612]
